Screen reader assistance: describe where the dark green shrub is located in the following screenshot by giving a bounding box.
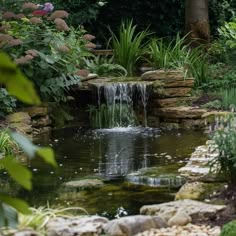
[220,220,236,236]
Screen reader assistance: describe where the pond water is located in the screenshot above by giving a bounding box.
[18,127,207,218]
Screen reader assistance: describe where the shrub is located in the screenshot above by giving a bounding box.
[220,220,236,236]
[0,88,17,116]
[0,130,19,156]
[1,2,94,102]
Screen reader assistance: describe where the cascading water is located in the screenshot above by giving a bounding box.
[93,82,150,128]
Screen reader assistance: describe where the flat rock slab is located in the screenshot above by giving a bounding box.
[151,97,195,108]
[140,199,226,222]
[63,179,104,190]
[47,216,108,236]
[154,106,207,118]
[141,70,185,81]
[104,215,167,236]
[134,224,221,236]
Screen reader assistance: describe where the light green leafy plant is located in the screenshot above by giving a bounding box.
[0,131,19,156]
[84,56,128,77]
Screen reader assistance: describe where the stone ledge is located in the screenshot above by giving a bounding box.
[153,106,207,119]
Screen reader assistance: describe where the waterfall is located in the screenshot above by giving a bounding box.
[93,82,150,128]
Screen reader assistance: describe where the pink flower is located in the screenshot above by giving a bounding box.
[29,17,43,24]
[8,39,23,46]
[25,49,38,57]
[32,10,48,16]
[85,43,96,49]
[2,11,16,19]
[54,18,70,31]
[43,3,54,12]
[14,55,33,65]
[22,2,38,10]
[83,34,96,41]
[15,13,26,19]
[50,10,69,19]
[0,34,13,42]
[57,45,70,53]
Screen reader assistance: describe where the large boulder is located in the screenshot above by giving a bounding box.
[6,112,31,124]
[140,199,226,223]
[22,106,48,118]
[103,215,167,236]
[46,216,108,236]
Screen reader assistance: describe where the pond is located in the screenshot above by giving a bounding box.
[18,127,207,218]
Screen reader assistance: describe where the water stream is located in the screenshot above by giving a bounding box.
[16,127,207,217]
[94,82,150,128]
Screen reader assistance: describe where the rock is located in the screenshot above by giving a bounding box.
[46,216,108,236]
[140,199,226,222]
[126,167,185,188]
[175,182,206,200]
[32,115,51,128]
[153,87,192,98]
[13,229,39,236]
[134,224,221,236]
[160,122,180,129]
[178,141,219,180]
[147,116,160,127]
[167,210,192,226]
[154,106,207,119]
[63,178,104,190]
[151,97,194,108]
[181,118,205,129]
[6,112,31,124]
[9,122,32,134]
[141,70,185,81]
[87,73,98,80]
[22,106,48,118]
[103,215,167,236]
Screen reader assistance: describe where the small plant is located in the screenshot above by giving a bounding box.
[0,130,19,156]
[220,220,236,236]
[84,56,127,77]
[109,20,150,76]
[0,88,17,116]
[210,114,236,183]
[147,34,209,87]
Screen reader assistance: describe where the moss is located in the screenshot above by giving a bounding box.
[220,220,236,236]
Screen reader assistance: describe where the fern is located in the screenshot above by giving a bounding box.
[40,74,81,102]
[84,56,127,77]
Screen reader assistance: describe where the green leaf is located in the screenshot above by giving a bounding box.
[10,132,37,159]
[0,156,32,190]
[37,147,57,167]
[10,132,56,167]
[0,202,18,228]
[0,53,41,105]
[0,194,31,214]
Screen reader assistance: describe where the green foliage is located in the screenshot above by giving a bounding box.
[0,53,56,227]
[0,53,40,105]
[210,114,236,183]
[40,74,81,102]
[0,131,19,156]
[220,220,236,236]
[147,35,209,86]
[51,0,107,25]
[0,88,17,116]
[84,56,127,77]
[109,20,150,76]
[1,5,94,102]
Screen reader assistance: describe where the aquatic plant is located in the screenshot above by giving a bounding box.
[109,20,150,76]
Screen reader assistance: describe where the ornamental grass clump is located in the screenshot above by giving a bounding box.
[109,20,150,76]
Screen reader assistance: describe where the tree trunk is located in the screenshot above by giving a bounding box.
[185,0,210,44]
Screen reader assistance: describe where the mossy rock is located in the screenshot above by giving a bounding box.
[220,220,236,236]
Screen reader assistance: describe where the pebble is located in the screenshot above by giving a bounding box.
[134,224,221,236]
